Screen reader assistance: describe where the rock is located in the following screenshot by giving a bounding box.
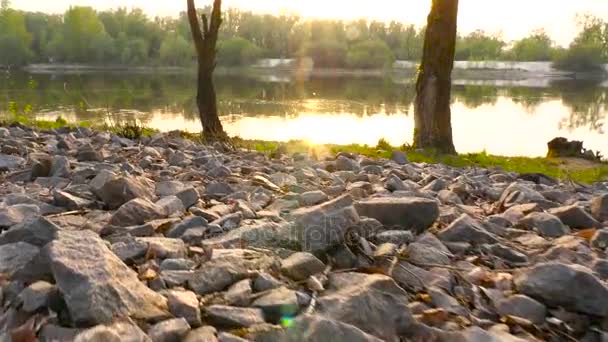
[336,155,360,171]
[205,305,265,328]
[156,181,187,197]
[137,237,187,259]
[110,198,166,227]
[280,252,326,281]
[77,145,104,162]
[160,258,196,271]
[225,279,252,307]
[95,175,154,210]
[495,294,547,324]
[548,205,600,228]
[188,258,250,295]
[44,230,168,325]
[391,151,408,165]
[437,214,498,244]
[0,204,41,228]
[282,314,384,342]
[19,281,56,312]
[50,155,71,178]
[407,242,451,266]
[205,181,234,198]
[498,182,547,209]
[168,290,201,327]
[0,217,60,247]
[483,244,529,264]
[30,153,53,179]
[298,190,329,206]
[252,287,300,321]
[74,322,150,342]
[355,197,439,233]
[374,230,414,245]
[148,318,191,342]
[53,190,93,210]
[291,194,360,253]
[167,216,208,239]
[184,326,218,342]
[0,242,39,277]
[591,228,608,250]
[0,154,25,170]
[517,212,570,238]
[111,239,148,262]
[253,272,283,292]
[514,262,608,316]
[592,194,608,222]
[40,324,82,341]
[218,332,248,342]
[156,196,185,217]
[317,273,413,341]
[176,188,200,209]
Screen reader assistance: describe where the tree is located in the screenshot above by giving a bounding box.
[507,30,554,61]
[346,39,394,69]
[187,0,227,141]
[413,0,458,154]
[218,37,262,66]
[456,30,504,61]
[0,5,32,66]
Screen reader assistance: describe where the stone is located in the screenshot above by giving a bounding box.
[548,205,600,228]
[156,196,185,217]
[336,155,360,171]
[498,182,547,209]
[517,212,570,238]
[390,150,408,165]
[483,244,529,264]
[0,242,39,277]
[438,190,463,205]
[205,181,234,198]
[374,230,414,245]
[282,314,384,342]
[252,287,300,321]
[156,181,186,197]
[437,214,498,244]
[110,198,165,227]
[148,318,191,342]
[160,258,197,271]
[53,190,93,210]
[280,252,326,281]
[30,153,53,179]
[137,237,187,259]
[317,273,413,341]
[591,228,608,250]
[514,262,608,316]
[0,217,60,247]
[188,258,250,295]
[19,281,56,312]
[0,154,25,170]
[253,272,283,292]
[225,279,252,307]
[355,197,439,233]
[94,175,154,210]
[167,216,208,239]
[74,322,150,342]
[44,230,168,325]
[205,305,265,328]
[218,332,248,342]
[176,188,200,209]
[184,326,218,342]
[407,242,451,266]
[0,204,41,228]
[495,294,546,324]
[291,194,360,253]
[168,290,201,327]
[591,194,608,222]
[50,155,71,178]
[298,190,329,207]
[77,145,104,162]
[111,239,148,262]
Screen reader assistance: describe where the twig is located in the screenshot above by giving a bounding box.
[44,210,90,218]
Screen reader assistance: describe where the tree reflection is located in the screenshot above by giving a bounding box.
[554,80,607,134]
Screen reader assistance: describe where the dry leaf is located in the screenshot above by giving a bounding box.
[420,309,449,326]
[575,228,597,241]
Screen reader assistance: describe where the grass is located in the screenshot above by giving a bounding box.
[1,117,607,184]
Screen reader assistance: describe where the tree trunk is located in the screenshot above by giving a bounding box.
[187,0,228,142]
[413,0,458,154]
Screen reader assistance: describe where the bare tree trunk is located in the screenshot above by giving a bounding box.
[413,0,458,154]
[187,0,227,142]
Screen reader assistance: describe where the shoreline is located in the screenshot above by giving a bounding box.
[14,63,603,82]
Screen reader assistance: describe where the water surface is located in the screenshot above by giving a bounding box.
[1,71,606,157]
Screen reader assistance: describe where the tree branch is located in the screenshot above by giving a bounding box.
[186,0,205,57]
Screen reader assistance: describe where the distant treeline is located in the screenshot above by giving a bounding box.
[0,1,607,71]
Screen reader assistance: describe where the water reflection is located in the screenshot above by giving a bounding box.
[0,72,606,157]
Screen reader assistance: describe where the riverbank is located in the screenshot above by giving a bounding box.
[2,117,608,184]
[17,61,605,81]
[1,121,608,341]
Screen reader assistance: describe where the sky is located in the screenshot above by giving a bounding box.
[10,0,608,46]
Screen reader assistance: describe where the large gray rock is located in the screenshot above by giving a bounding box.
[317,272,413,341]
[437,214,498,244]
[44,230,168,325]
[148,318,191,342]
[94,175,154,210]
[517,212,570,238]
[205,305,265,328]
[291,194,360,253]
[184,326,218,342]
[0,154,25,170]
[498,182,547,209]
[30,153,53,179]
[50,155,71,178]
[0,242,40,276]
[280,252,325,281]
[591,228,608,250]
[0,204,41,228]
[19,281,56,313]
[591,193,608,222]
[280,314,383,342]
[0,217,60,247]
[355,197,439,233]
[495,294,546,325]
[53,190,93,210]
[514,262,608,316]
[110,198,166,227]
[336,155,360,171]
[548,205,600,228]
[390,151,408,165]
[188,258,250,295]
[74,322,151,342]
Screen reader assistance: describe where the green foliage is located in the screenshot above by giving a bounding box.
[218,37,263,66]
[346,39,394,69]
[553,43,605,72]
[301,40,348,68]
[456,30,505,61]
[0,7,32,66]
[505,30,555,61]
[159,34,192,66]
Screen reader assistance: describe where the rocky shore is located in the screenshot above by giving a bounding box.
[1,124,608,341]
